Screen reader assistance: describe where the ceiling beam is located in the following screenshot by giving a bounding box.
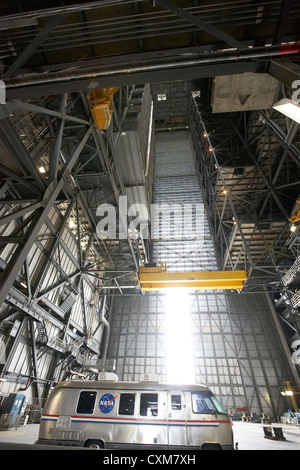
[268,60,300,87]
[156,0,246,49]
[2,14,66,79]
[5,61,260,100]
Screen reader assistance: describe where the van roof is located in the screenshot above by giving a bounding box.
[54,380,210,392]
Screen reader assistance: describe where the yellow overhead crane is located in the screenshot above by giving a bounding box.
[138,263,247,291]
[88,87,119,130]
[290,200,300,224]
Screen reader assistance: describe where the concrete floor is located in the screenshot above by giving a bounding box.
[0,421,299,450]
[232,421,300,450]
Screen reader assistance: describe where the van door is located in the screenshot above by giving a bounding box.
[167,391,187,447]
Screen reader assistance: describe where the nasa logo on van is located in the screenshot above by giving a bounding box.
[99,393,117,413]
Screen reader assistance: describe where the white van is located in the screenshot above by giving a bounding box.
[37,374,234,450]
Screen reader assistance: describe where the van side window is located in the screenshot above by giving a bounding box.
[171,394,181,410]
[140,393,158,416]
[119,393,135,415]
[76,391,97,414]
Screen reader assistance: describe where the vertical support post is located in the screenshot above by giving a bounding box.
[29,318,42,408]
[285,381,299,410]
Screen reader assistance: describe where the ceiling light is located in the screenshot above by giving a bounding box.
[290,224,296,232]
[38,166,46,173]
[273,98,300,124]
[157,93,166,101]
[222,188,228,195]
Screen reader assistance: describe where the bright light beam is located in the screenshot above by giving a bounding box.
[166,288,195,384]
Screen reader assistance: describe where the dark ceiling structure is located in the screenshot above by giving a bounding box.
[1,0,299,98]
[1,0,299,281]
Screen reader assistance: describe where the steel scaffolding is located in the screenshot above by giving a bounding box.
[108,127,297,417]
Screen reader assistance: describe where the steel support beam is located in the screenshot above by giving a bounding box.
[28,318,42,407]
[5,62,260,100]
[192,101,255,269]
[2,14,65,79]
[49,93,68,183]
[259,110,300,167]
[0,163,42,195]
[0,118,45,191]
[0,125,93,308]
[5,41,300,100]
[0,202,44,227]
[268,60,300,88]
[156,0,246,49]
[226,114,291,222]
[11,100,90,125]
[31,199,76,298]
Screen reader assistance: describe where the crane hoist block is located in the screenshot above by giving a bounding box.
[88,87,119,130]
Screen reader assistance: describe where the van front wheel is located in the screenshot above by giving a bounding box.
[201,443,222,450]
[85,440,104,449]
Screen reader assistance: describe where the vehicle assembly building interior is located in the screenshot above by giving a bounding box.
[0,0,300,449]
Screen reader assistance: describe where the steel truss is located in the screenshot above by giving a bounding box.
[107,129,298,418]
[0,85,151,406]
[190,89,300,384]
[1,1,300,100]
[190,92,300,293]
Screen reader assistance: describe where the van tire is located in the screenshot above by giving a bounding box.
[85,440,104,449]
[201,443,222,450]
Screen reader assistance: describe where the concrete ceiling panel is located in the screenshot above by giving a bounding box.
[211,72,279,113]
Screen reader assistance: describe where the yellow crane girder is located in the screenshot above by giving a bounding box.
[138,264,247,291]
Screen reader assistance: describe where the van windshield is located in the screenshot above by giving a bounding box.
[191,391,227,415]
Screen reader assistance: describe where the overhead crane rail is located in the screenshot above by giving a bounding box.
[138,263,247,291]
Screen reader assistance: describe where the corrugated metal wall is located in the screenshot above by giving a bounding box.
[108,293,167,382]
